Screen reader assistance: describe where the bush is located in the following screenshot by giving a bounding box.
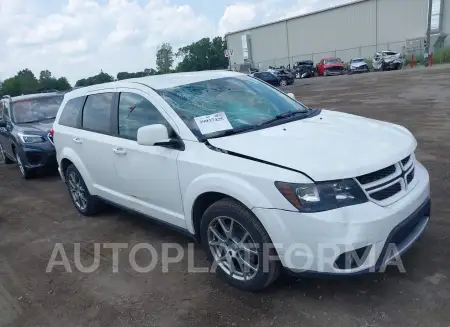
[433,47,450,64]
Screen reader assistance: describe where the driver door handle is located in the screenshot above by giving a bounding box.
[113,147,127,155]
[73,137,82,144]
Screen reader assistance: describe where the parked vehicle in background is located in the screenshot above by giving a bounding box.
[266,68,295,86]
[348,58,370,74]
[54,71,430,292]
[373,51,405,71]
[317,57,345,76]
[0,92,63,178]
[293,60,316,78]
[251,71,281,86]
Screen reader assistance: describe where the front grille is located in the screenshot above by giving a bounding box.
[328,67,344,72]
[356,153,416,203]
[25,152,43,165]
[407,168,415,184]
[401,155,410,166]
[371,182,402,201]
[357,165,396,185]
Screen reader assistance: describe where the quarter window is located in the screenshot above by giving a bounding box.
[82,93,114,133]
[118,92,167,140]
[59,97,85,128]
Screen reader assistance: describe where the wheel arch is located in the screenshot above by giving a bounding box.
[58,147,95,194]
[183,174,274,241]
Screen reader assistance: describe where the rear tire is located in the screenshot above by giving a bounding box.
[200,198,281,292]
[0,144,13,164]
[65,164,101,216]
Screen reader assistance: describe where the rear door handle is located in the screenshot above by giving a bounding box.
[73,137,82,144]
[113,148,127,155]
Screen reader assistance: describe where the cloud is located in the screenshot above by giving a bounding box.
[0,0,361,84]
[0,0,213,84]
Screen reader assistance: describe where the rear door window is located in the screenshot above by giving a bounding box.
[82,93,114,134]
[59,97,85,128]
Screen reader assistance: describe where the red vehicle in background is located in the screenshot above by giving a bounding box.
[316,57,345,76]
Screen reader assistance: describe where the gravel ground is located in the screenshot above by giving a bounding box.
[1,66,450,327]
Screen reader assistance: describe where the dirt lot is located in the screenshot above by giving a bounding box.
[1,67,450,327]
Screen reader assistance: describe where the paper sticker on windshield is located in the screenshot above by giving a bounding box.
[194,112,233,135]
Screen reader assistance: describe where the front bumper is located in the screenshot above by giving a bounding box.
[350,66,369,73]
[253,160,430,274]
[325,68,345,75]
[21,142,57,170]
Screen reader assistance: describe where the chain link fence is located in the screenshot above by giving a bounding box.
[247,40,450,71]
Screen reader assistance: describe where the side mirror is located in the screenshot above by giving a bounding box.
[0,120,6,128]
[137,124,170,146]
[287,93,296,100]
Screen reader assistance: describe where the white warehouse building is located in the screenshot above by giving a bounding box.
[225,0,447,71]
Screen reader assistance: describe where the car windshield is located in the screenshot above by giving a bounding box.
[325,58,341,64]
[351,58,365,63]
[12,95,63,124]
[156,76,309,139]
[383,52,398,56]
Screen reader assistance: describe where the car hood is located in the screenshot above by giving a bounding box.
[324,63,344,68]
[207,110,416,181]
[350,61,367,68]
[15,120,54,135]
[381,54,404,63]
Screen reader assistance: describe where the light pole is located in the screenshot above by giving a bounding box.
[425,0,433,66]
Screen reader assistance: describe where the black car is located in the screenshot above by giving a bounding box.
[293,60,316,78]
[251,72,281,86]
[0,92,64,179]
[269,69,295,86]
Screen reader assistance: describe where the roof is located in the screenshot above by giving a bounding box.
[65,70,244,98]
[225,0,369,36]
[11,92,64,102]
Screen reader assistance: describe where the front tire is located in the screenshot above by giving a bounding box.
[15,151,34,179]
[200,198,281,292]
[280,79,287,87]
[65,164,101,216]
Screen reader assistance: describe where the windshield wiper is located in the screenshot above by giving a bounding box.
[18,119,41,124]
[207,125,257,139]
[257,110,309,127]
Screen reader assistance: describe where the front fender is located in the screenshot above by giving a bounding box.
[183,173,274,234]
[58,147,95,194]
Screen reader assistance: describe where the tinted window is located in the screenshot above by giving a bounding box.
[118,92,167,140]
[82,93,114,133]
[0,102,4,119]
[59,97,85,127]
[12,95,63,124]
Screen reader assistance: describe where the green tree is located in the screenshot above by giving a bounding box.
[75,70,114,87]
[176,37,228,72]
[156,43,174,74]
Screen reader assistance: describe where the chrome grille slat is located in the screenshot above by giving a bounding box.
[356,153,415,203]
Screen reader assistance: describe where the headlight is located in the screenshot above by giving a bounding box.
[18,132,45,144]
[275,179,367,212]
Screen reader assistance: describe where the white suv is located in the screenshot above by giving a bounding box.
[53,71,430,291]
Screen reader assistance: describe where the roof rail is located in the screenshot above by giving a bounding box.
[40,89,60,93]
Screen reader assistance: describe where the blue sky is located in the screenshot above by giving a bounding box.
[0,0,442,84]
